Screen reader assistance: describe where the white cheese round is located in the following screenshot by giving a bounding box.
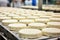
[50,18,60,22]
[8,23,27,31]
[42,28,60,37]
[0,17,11,22]
[19,19,34,24]
[12,16,26,20]
[2,19,18,26]
[18,29,42,38]
[52,13,60,17]
[40,16,51,19]
[35,18,50,23]
[8,14,19,17]
[47,22,60,28]
[26,16,39,20]
[28,23,47,29]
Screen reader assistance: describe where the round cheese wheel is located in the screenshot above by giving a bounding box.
[35,18,50,23]
[0,15,6,17]
[47,22,60,28]
[19,19,34,24]
[42,28,60,37]
[26,16,39,20]
[21,14,31,17]
[40,16,51,19]
[3,13,11,15]
[32,14,41,16]
[50,18,60,22]
[0,17,11,22]
[2,19,18,26]
[45,12,53,16]
[8,14,19,17]
[28,23,47,29]
[52,13,60,18]
[12,16,26,20]
[18,29,42,38]
[8,23,27,31]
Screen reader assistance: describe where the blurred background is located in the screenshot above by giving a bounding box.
[0,0,60,7]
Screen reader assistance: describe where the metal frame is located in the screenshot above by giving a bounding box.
[0,25,20,40]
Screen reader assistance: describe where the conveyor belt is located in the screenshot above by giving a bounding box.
[0,24,60,40]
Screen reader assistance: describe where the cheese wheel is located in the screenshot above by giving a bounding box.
[2,19,18,26]
[18,29,42,38]
[52,13,60,18]
[8,23,27,31]
[8,14,19,17]
[12,16,26,20]
[50,18,60,22]
[21,14,31,17]
[3,13,11,15]
[0,17,11,22]
[45,12,53,16]
[28,23,47,29]
[37,11,46,14]
[26,16,39,20]
[40,16,51,19]
[37,12,53,16]
[19,19,34,24]
[42,28,60,37]
[0,15,6,17]
[15,11,25,15]
[35,18,50,23]
[32,14,40,16]
[47,22,60,28]
[56,8,60,11]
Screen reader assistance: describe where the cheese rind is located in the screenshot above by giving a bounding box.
[12,16,26,20]
[2,19,18,26]
[0,17,11,22]
[18,29,42,38]
[8,23,27,31]
[42,28,60,37]
[52,13,60,18]
[47,22,60,28]
[35,18,50,23]
[28,23,47,29]
[50,18,60,22]
[19,19,34,24]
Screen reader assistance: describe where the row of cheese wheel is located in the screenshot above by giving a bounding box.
[0,7,60,39]
[21,5,60,11]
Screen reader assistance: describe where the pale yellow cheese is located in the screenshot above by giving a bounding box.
[52,13,60,18]
[18,29,42,38]
[12,16,26,20]
[8,23,27,31]
[26,16,39,20]
[19,19,34,24]
[42,28,60,37]
[8,14,19,17]
[50,18,60,22]
[0,17,11,22]
[40,16,51,19]
[28,23,47,29]
[47,22,60,28]
[35,18,50,23]
[2,19,18,26]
